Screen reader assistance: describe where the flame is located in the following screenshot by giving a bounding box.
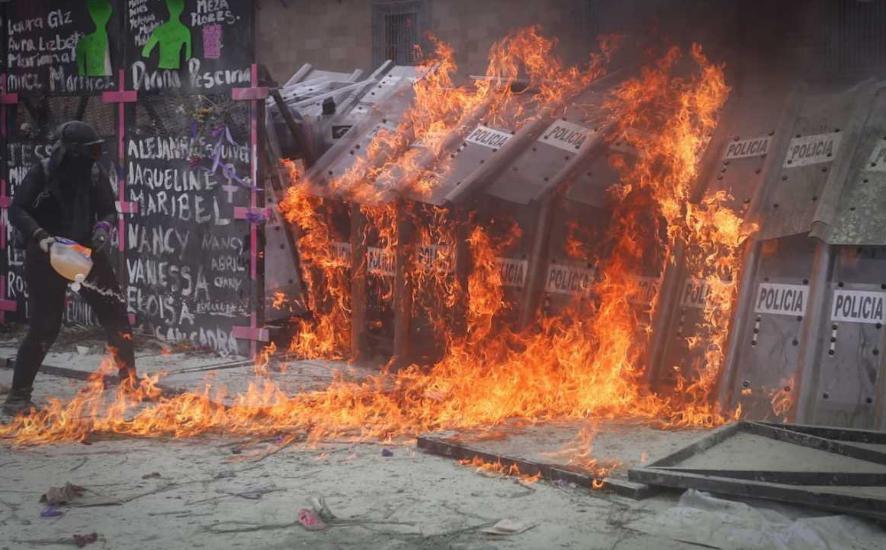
[335,27,611,205]
[769,374,796,422]
[2,31,751,481]
[254,342,277,377]
[278,160,352,359]
[543,422,620,488]
[458,456,541,484]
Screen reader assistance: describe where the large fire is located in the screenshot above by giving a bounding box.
[1,29,752,469]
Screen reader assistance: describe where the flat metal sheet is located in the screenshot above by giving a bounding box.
[730,235,817,419]
[759,85,864,240]
[485,84,610,205]
[828,88,886,245]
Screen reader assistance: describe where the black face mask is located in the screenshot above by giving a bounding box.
[66,150,94,165]
[60,152,95,187]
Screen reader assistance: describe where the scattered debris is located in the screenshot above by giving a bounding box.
[13,533,99,548]
[229,485,278,500]
[309,495,335,522]
[41,483,85,505]
[204,520,296,535]
[141,472,162,480]
[226,433,302,463]
[40,505,63,518]
[72,533,98,548]
[480,518,536,536]
[40,482,121,507]
[185,485,283,506]
[297,508,327,531]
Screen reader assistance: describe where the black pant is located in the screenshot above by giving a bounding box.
[12,242,135,391]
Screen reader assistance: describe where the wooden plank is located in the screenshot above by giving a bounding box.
[649,467,886,486]
[1,358,184,398]
[758,422,886,444]
[629,467,886,522]
[744,421,886,465]
[417,435,654,499]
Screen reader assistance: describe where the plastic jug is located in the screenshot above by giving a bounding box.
[49,238,93,283]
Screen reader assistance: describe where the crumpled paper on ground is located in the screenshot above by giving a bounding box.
[481,518,536,536]
[627,489,886,550]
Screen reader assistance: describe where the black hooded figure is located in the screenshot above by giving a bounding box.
[3,121,136,415]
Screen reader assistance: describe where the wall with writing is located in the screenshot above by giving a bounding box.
[1,1,259,357]
[125,95,254,355]
[125,0,253,94]
[5,0,121,95]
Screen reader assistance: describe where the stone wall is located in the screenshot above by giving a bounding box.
[255,0,594,84]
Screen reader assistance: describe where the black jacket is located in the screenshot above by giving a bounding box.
[9,158,117,247]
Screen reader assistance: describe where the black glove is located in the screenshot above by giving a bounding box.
[91,221,112,254]
[32,228,55,254]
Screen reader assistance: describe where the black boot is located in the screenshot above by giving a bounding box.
[2,386,37,416]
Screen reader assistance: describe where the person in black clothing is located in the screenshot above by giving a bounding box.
[3,121,136,416]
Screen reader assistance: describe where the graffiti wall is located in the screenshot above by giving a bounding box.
[0,0,262,357]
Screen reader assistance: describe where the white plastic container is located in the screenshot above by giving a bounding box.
[49,238,93,283]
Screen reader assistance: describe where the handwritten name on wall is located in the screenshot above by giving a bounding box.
[7,1,116,94]
[125,120,253,355]
[126,0,252,93]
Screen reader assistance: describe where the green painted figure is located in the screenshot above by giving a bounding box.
[142,0,192,70]
[76,0,113,77]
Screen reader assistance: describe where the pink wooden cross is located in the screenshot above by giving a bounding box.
[0,75,18,321]
[231,65,271,355]
[101,70,139,253]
